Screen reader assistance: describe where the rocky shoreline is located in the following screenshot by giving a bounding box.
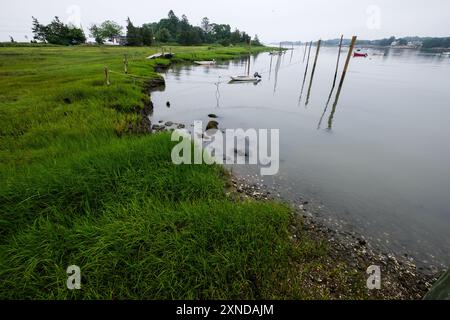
[227,173,443,300]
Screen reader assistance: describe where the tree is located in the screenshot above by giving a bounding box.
[31,16,86,45]
[155,28,170,43]
[89,25,103,44]
[211,24,231,44]
[32,16,47,42]
[252,34,262,46]
[201,17,211,33]
[141,24,154,46]
[90,20,123,44]
[398,38,408,46]
[378,36,396,47]
[230,29,241,44]
[10,36,15,43]
[126,17,142,46]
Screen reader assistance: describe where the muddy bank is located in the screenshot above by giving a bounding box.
[228,174,443,300]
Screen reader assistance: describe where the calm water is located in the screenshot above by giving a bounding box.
[151,46,450,268]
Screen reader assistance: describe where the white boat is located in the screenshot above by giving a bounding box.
[146,52,174,60]
[194,60,216,65]
[269,51,282,55]
[230,75,261,82]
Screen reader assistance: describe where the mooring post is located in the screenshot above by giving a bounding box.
[104,67,110,86]
[337,36,357,89]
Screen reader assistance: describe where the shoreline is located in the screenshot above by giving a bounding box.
[229,173,443,299]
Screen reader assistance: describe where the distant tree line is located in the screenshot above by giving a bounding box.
[30,10,261,47]
[421,37,450,49]
[322,36,450,49]
[119,11,261,46]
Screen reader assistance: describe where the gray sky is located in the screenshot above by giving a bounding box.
[1,0,449,42]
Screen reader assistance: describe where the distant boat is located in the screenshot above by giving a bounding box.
[146,52,174,60]
[194,60,216,65]
[354,49,368,57]
[441,52,450,57]
[230,75,261,82]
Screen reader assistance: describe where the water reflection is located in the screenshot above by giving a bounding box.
[318,36,343,129]
[305,40,322,107]
[298,41,313,105]
[327,36,357,130]
[273,52,282,93]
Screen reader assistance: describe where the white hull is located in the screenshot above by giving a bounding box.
[230,76,260,82]
[194,61,216,65]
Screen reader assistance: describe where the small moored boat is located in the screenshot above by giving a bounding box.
[230,75,261,82]
[354,49,368,57]
[194,60,216,65]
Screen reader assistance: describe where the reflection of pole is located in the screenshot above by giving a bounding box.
[247,38,252,76]
[215,76,221,108]
[273,52,282,94]
[298,41,312,105]
[305,39,322,106]
[328,36,357,130]
[302,42,308,62]
[269,54,273,80]
[318,35,344,129]
[290,43,294,62]
[332,35,344,88]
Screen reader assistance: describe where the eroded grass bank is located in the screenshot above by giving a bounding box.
[1,45,380,299]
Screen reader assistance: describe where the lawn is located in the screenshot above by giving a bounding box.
[0,44,367,299]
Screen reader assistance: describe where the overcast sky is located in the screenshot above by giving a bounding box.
[1,0,449,42]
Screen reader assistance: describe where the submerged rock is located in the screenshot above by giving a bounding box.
[206,120,219,131]
[152,124,165,131]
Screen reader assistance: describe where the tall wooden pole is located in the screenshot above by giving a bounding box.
[305,39,322,106]
[337,36,357,90]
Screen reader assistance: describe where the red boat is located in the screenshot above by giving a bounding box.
[353,52,368,58]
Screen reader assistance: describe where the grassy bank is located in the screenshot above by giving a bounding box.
[0,45,369,299]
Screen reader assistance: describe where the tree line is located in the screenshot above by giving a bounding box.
[31,11,261,46]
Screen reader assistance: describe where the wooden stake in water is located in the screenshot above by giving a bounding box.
[305,39,322,106]
[104,67,110,86]
[328,35,358,129]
